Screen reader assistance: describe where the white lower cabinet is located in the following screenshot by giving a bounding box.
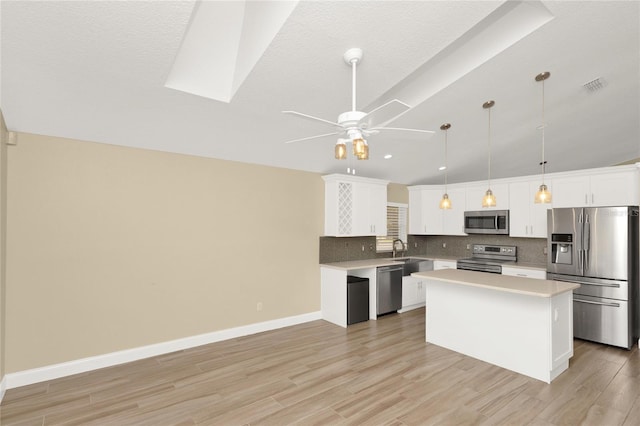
[402,276,426,311]
[433,260,457,270]
[502,266,546,279]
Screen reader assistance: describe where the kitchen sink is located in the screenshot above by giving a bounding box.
[393,258,434,276]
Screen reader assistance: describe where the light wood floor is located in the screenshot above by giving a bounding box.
[2,308,639,425]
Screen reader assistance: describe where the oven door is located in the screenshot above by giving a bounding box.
[456,261,502,274]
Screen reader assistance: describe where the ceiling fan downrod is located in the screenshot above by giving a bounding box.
[343,48,363,113]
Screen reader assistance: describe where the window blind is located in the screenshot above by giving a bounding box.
[376,204,407,252]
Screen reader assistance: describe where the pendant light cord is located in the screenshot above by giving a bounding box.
[487,107,492,187]
[541,78,546,183]
[444,129,448,190]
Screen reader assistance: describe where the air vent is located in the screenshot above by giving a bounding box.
[583,77,607,93]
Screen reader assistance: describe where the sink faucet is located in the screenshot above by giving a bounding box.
[392,239,406,258]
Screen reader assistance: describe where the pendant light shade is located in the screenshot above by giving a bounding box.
[356,140,369,160]
[534,71,552,203]
[482,188,497,207]
[335,139,347,160]
[439,123,452,209]
[534,183,551,203]
[353,137,366,156]
[482,100,496,207]
[439,193,451,209]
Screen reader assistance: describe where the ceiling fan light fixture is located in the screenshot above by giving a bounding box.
[356,140,369,160]
[353,137,366,156]
[335,140,347,160]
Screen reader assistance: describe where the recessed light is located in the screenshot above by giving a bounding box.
[439,166,447,171]
[384,154,393,159]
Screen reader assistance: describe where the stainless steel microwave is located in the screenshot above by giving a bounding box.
[464,210,509,235]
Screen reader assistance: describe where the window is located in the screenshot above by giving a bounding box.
[376,203,408,252]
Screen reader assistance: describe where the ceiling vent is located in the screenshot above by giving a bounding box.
[583,77,607,93]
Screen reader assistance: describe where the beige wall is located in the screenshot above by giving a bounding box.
[0,111,8,381]
[5,133,324,373]
[387,183,408,204]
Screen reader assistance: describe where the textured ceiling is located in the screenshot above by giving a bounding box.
[2,0,639,185]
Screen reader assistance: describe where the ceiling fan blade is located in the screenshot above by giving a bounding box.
[283,110,341,128]
[360,99,411,128]
[284,131,341,144]
[367,127,435,141]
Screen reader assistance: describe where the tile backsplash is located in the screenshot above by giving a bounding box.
[320,235,547,265]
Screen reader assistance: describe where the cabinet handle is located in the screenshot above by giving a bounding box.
[585,194,588,204]
[592,194,594,204]
[530,225,533,235]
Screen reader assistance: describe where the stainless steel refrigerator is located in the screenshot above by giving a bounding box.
[547,206,639,349]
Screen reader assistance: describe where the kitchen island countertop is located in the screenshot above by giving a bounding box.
[412,269,579,298]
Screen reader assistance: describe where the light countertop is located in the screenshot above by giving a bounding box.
[412,269,579,298]
[320,256,546,272]
[320,255,459,271]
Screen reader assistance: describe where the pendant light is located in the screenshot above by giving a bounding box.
[439,123,452,209]
[482,100,496,207]
[534,71,552,203]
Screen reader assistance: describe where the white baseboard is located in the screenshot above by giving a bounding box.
[5,311,322,390]
[398,303,425,314]
[0,374,6,403]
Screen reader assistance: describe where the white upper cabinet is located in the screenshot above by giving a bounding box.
[509,179,552,238]
[442,187,467,236]
[408,187,466,236]
[408,188,442,235]
[552,169,639,208]
[465,183,509,211]
[322,174,389,237]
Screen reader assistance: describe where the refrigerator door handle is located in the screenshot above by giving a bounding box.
[554,278,621,288]
[584,213,590,272]
[576,211,584,274]
[574,298,620,308]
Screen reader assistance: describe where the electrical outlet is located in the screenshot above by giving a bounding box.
[361,244,365,252]
[442,242,447,248]
[414,242,418,248]
[466,244,471,250]
[257,302,263,311]
[543,247,548,255]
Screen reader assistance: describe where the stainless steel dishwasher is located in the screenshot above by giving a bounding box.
[376,265,403,315]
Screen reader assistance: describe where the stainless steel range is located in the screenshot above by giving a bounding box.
[457,244,517,274]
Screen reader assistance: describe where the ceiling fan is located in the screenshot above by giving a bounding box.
[283,48,434,160]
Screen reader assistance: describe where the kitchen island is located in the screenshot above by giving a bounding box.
[412,269,580,383]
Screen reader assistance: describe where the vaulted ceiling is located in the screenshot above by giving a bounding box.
[2,1,638,185]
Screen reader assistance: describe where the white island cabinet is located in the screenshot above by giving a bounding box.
[413,269,579,383]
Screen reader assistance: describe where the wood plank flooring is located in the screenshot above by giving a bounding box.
[1,308,639,425]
